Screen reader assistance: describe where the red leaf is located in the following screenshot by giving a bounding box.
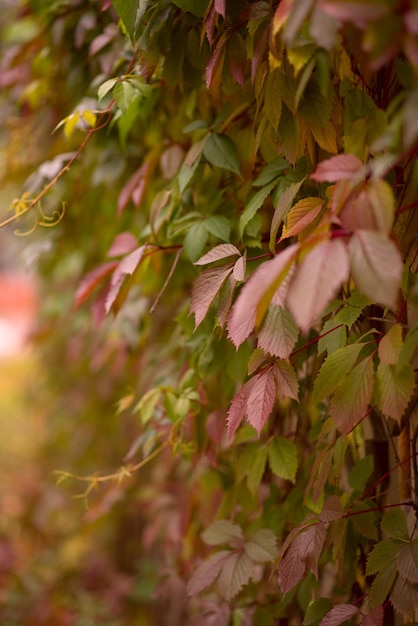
[187,550,231,596]
[75,261,118,309]
[214,0,226,18]
[279,523,326,594]
[319,495,344,522]
[319,603,359,626]
[227,244,299,348]
[195,244,241,265]
[107,232,138,257]
[361,605,384,626]
[105,245,147,314]
[227,377,258,438]
[246,368,276,436]
[287,239,350,333]
[117,162,150,214]
[206,33,227,90]
[191,264,234,328]
[310,154,364,182]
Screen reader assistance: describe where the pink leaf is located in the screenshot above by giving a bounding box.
[217,551,254,601]
[191,264,234,328]
[273,360,299,400]
[187,550,231,596]
[311,154,364,182]
[107,232,138,257]
[214,0,226,18]
[117,162,150,214]
[329,355,374,434]
[258,306,299,359]
[75,261,118,309]
[319,495,344,522]
[361,605,384,626]
[217,274,236,328]
[287,239,350,333]
[279,523,326,594]
[319,603,359,626]
[195,244,241,265]
[227,377,258,439]
[319,1,389,27]
[246,368,276,436]
[227,244,299,348]
[349,230,402,309]
[105,245,147,314]
[205,33,227,89]
[233,255,246,282]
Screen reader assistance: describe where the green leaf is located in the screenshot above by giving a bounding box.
[366,539,402,576]
[303,598,333,625]
[247,445,267,495]
[312,342,365,403]
[349,501,378,541]
[113,80,140,112]
[244,529,277,562]
[268,437,299,483]
[204,215,231,242]
[203,133,242,177]
[396,326,418,372]
[329,355,374,434]
[264,69,283,131]
[202,520,244,546]
[97,78,118,101]
[217,551,254,601]
[317,318,347,355]
[183,222,208,262]
[375,361,415,424]
[368,560,397,608]
[111,0,146,42]
[240,180,278,236]
[381,508,410,542]
[134,387,161,424]
[378,324,404,365]
[171,0,208,17]
[348,455,374,492]
[253,157,289,187]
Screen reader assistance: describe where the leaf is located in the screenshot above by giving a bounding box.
[279,522,326,593]
[244,529,277,562]
[246,445,268,494]
[258,305,299,359]
[381,507,410,542]
[390,575,418,619]
[202,520,244,546]
[366,540,402,576]
[397,540,418,583]
[246,368,276,435]
[349,230,403,309]
[378,324,403,365]
[310,154,364,182]
[233,255,246,282]
[319,603,359,626]
[283,0,314,44]
[217,551,254,601]
[105,245,147,314]
[205,33,227,90]
[375,361,415,424]
[118,162,150,214]
[268,436,299,483]
[287,239,350,334]
[227,244,299,348]
[348,454,374,492]
[171,0,207,17]
[264,69,283,130]
[317,318,347,355]
[204,215,231,242]
[281,197,324,240]
[107,232,138,257]
[191,264,234,327]
[270,181,304,252]
[111,0,148,42]
[303,598,333,625]
[240,180,278,236]
[134,387,161,425]
[184,222,209,262]
[75,261,118,309]
[329,354,374,434]
[349,501,378,541]
[368,561,397,608]
[97,77,118,101]
[319,495,344,522]
[203,133,242,177]
[312,342,365,403]
[227,377,258,438]
[195,244,241,265]
[397,326,418,371]
[273,360,299,400]
[228,32,247,86]
[253,158,289,187]
[187,550,231,596]
[361,605,384,626]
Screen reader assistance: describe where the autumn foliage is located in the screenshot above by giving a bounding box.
[1,0,418,624]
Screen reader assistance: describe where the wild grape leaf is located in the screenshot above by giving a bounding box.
[287,239,350,333]
[381,508,410,542]
[244,529,277,562]
[246,368,276,435]
[375,361,415,424]
[246,445,267,494]
[317,318,347,355]
[227,377,258,438]
[378,324,403,365]
[397,326,418,371]
[253,157,289,187]
[217,551,254,601]
[227,244,299,348]
[369,562,397,607]
[228,33,246,86]
[191,264,233,328]
[105,245,147,314]
[118,162,150,214]
[348,455,374,492]
[319,603,359,626]
[303,598,333,625]
[240,180,278,236]
[184,222,208,262]
[217,274,236,328]
[349,230,403,309]
[281,197,324,240]
[366,540,402,576]
[264,69,283,130]
[204,215,231,242]
[319,495,344,522]
[111,0,148,42]
[269,181,304,252]
[214,0,225,17]
[257,305,298,359]
[205,33,227,90]
[247,348,267,376]
[396,540,418,584]
[329,355,374,434]
[310,154,364,182]
[390,573,418,618]
[233,255,246,282]
[202,520,244,546]
[203,133,242,177]
[107,232,138,257]
[268,436,299,483]
[75,261,118,309]
[311,122,338,154]
[273,360,299,400]
[278,523,326,594]
[349,501,379,541]
[312,342,366,403]
[361,605,384,626]
[187,550,231,596]
[195,244,241,265]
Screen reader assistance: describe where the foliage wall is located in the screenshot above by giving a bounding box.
[1,0,418,624]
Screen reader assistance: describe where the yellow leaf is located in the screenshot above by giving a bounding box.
[64,112,80,140]
[81,110,97,128]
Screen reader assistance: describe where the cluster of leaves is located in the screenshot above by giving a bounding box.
[2,0,418,624]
